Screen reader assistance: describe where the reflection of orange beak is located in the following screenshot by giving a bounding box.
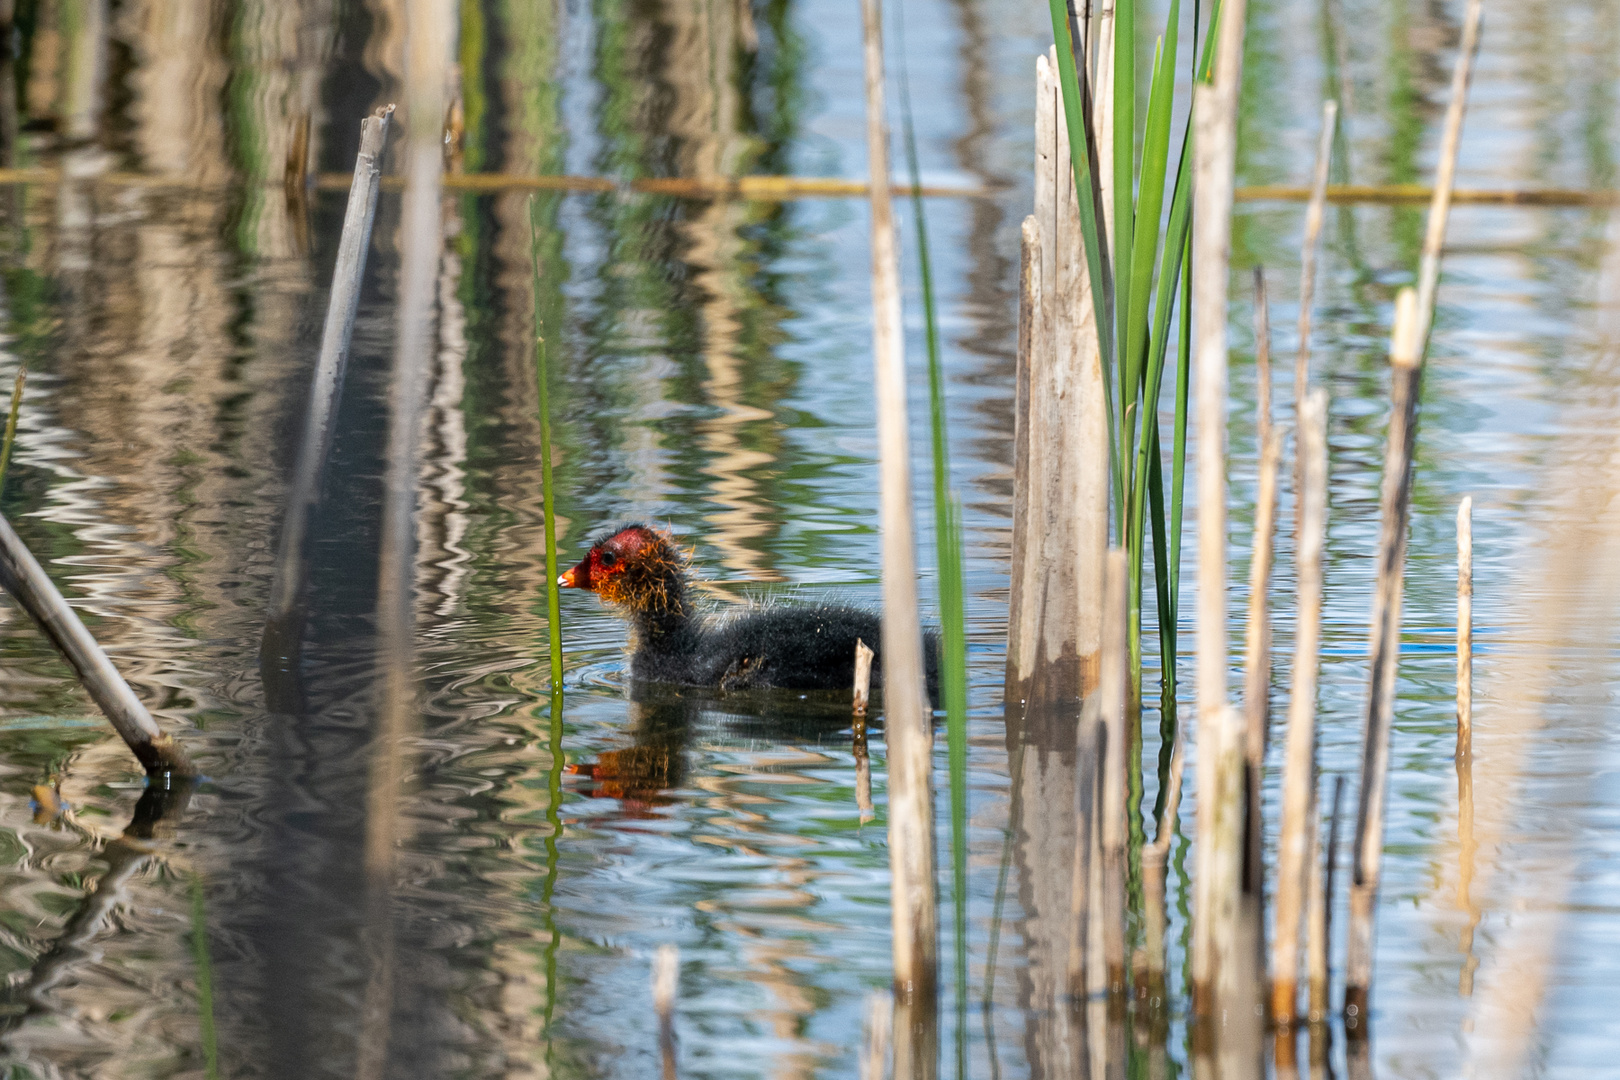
[559,555,591,590]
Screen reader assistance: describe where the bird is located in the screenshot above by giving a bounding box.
[558,523,939,696]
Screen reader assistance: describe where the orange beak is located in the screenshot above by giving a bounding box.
[558,555,591,590]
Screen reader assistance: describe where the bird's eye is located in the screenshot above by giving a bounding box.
[600,551,618,568]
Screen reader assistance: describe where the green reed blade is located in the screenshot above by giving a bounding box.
[541,686,565,1062]
[897,27,970,1072]
[529,196,564,690]
[1112,0,1137,514]
[189,873,220,1080]
[0,364,25,498]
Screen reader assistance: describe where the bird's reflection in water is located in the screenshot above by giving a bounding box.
[566,681,868,817]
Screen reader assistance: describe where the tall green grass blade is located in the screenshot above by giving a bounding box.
[541,686,565,1067]
[0,365,25,498]
[189,873,220,1080]
[529,196,565,690]
[896,23,970,1072]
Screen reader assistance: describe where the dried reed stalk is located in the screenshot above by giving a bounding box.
[1293,101,1337,412]
[1189,0,1251,1012]
[0,513,192,774]
[654,944,679,1080]
[860,0,936,1010]
[861,992,892,1080]
[359,3,452,1077]
[1272,387,1329,1025]
[1344,288,1421,1030]
[854,638,875,716]
[1457,497,1473,742]
[1099,549,1128,994]
[1005,219,1037,689]
[1345,0,1482,1023]
[262,107,392,713]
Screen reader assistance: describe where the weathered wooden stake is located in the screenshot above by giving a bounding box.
[860,0,936,1027]
[1273,387,1329,1025]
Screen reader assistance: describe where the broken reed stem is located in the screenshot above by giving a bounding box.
[1293,100,1337,412]
[1344,288,1422,1030]
[861,992,893,1080]
[854,637,875,716]
[1100,549,1128,995]
[0,362,24,493]
[261,107,392,712]
[359,4,451,1078]
[654,944,679,1080]
[860,0,936,1010]
[1457,497,1472,744]
[0,512,192,775]
[1345,0,1481,1024]
[1272,387,1329,1026]
[1189,0,1250,1010]
[1309,774,1346,1022]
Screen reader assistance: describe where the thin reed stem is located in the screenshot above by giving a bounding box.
[860,0,936,1016]
[0,363,24,495]
[1273,387,1329,1025]
[1457,496,1472,743]
[1294,101,1337,411]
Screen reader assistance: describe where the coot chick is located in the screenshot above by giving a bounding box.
[559,523,938,696]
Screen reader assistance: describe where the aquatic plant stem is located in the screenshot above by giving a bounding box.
[1457,496,1472,742]
[190,873,220,1080]
[1346,0,1482,1024]
[859,0,937,1026]
[0,363,24,495]
[529,196,564,690]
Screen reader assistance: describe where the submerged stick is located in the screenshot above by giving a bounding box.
[854,637,875,716]
[860,0,936,1014]
[1273,388,1329,1025]
[654,944,679,1080]
[0,512,191,774]
[261,107,393,712]
[1457,497,1473,743]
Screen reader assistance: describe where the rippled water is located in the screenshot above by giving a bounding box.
[0,0,1617,1077]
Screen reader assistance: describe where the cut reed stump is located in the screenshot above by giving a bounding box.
[262,106,393,714]
[1005,50,1109,714]
[1272,387,1329,1026]
[854,637,875,716]
[0,512,192,775]
[654,944,679,1080]
[860,0,936,1022]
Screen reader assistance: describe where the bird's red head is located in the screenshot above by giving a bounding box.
[559,524,687,614]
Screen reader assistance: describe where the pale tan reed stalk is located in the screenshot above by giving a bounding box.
[1457,498,1473,742]
[1189,0,1251,1012]
[1344,288,1421,1029]
[655,945,679,1080]
[861,992,892,1080]
[854,638,875,716]
[358,3,452,1077]
[1345,0,1482,1024]
[859,0,936,1017]
[1272,388,1329,1025]
[1293,101,1338,410]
